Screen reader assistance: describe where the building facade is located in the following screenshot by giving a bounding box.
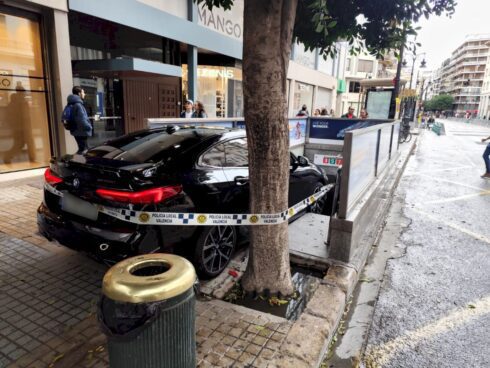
[339,52,379,116]
[0,0,344,174]
[438,34,490,115]
[424,67,442,101]
[478,42,490,119]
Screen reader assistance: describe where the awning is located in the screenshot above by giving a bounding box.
[360,77,408,88]
[72,58,182,78]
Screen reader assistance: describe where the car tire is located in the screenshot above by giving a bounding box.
[194,225,237,279]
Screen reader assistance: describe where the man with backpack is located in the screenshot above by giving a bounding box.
[62,86,93,154]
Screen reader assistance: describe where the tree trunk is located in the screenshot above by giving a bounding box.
[241,0,298,296]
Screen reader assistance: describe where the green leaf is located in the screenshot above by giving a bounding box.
[328,20,338,28]
[468,304,476,309]
[315,22,325,33]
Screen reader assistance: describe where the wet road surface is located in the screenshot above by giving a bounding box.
[363,119,490,367]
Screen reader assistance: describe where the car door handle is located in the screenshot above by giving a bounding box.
[234,176,249,186]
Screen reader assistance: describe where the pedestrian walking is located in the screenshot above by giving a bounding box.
[320,108,329,116]
[313,108,321,117]
[193,101,208,118]
[180,99,194,118]
[427,115,435,130]
[342,106,356,119]
[481,135,490,179]
[65,86,93,155]
[296,104,309,117]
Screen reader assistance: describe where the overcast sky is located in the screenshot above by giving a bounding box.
[414,0,490,71]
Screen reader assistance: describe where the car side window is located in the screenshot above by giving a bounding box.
[201,144,226,167]
[223,138,248,167]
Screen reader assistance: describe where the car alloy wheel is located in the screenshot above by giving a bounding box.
[198,225,236,278]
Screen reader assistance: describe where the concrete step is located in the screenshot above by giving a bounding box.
[288,213,330,270]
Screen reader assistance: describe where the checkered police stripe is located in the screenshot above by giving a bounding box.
[45,183,333,226]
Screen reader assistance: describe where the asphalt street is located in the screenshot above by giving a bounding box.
[364,119,490,367]
[325,119,490,368]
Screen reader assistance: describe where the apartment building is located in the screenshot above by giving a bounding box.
[478,42,490,119]
[424,67,443,101]
[416,70,437,101]
[439,34,490,115]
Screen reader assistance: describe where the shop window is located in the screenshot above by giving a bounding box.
[357,59,374,73]
[294,44,316,69]
[182,64,243,118]
[293,82,314,116]
[69,12,181,65]
[0,11,51,172]
[349,81,361,93]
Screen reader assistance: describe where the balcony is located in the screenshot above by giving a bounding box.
[453,101,480,105]
[456,93,482,98]
[461,61,486,67]
[448,54,489,67]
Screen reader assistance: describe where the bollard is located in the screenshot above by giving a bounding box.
[98,254,197,368]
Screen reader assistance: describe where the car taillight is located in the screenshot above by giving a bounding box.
[95,186,182,204]
[44,168,63,185]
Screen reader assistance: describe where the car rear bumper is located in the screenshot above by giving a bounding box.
[37,203,160,263]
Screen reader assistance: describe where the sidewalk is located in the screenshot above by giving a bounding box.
[0,131,416,368]
[1,173,345,368]
[0,175,295,368]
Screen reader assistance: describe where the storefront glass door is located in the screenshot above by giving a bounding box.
[0,11,51,172]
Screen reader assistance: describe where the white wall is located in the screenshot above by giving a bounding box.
[25,0,67,11]
[287,60,337,116]
[136,0,187,19]
[197,0,244,40]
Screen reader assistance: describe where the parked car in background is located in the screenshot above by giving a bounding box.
[38,126,331,278]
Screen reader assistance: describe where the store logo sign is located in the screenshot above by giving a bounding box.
[198,6,242,39]
[198,68,235,79]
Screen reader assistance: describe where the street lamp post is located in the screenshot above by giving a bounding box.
[400,52,427,123]
[389,36,405,119]
[404,52,427,89]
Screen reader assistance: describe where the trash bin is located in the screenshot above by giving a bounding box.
[98,254,197,368]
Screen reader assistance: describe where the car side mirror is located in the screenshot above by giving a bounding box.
[297,156,309,167]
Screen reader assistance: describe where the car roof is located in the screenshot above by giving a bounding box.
[148,125,245,142]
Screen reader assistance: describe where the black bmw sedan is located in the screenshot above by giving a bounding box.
[38,126,330,278]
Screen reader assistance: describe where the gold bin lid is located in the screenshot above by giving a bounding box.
[102,253,196,303]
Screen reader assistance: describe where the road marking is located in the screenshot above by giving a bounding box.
[411,174,486,191]
[425,190,490,204]
[414,165,474,174]
[364,295,490,366]
[410,208,490,245]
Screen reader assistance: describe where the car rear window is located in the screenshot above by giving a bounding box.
[85,129,208,163]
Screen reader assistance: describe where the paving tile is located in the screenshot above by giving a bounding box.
[0,182,294,368]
